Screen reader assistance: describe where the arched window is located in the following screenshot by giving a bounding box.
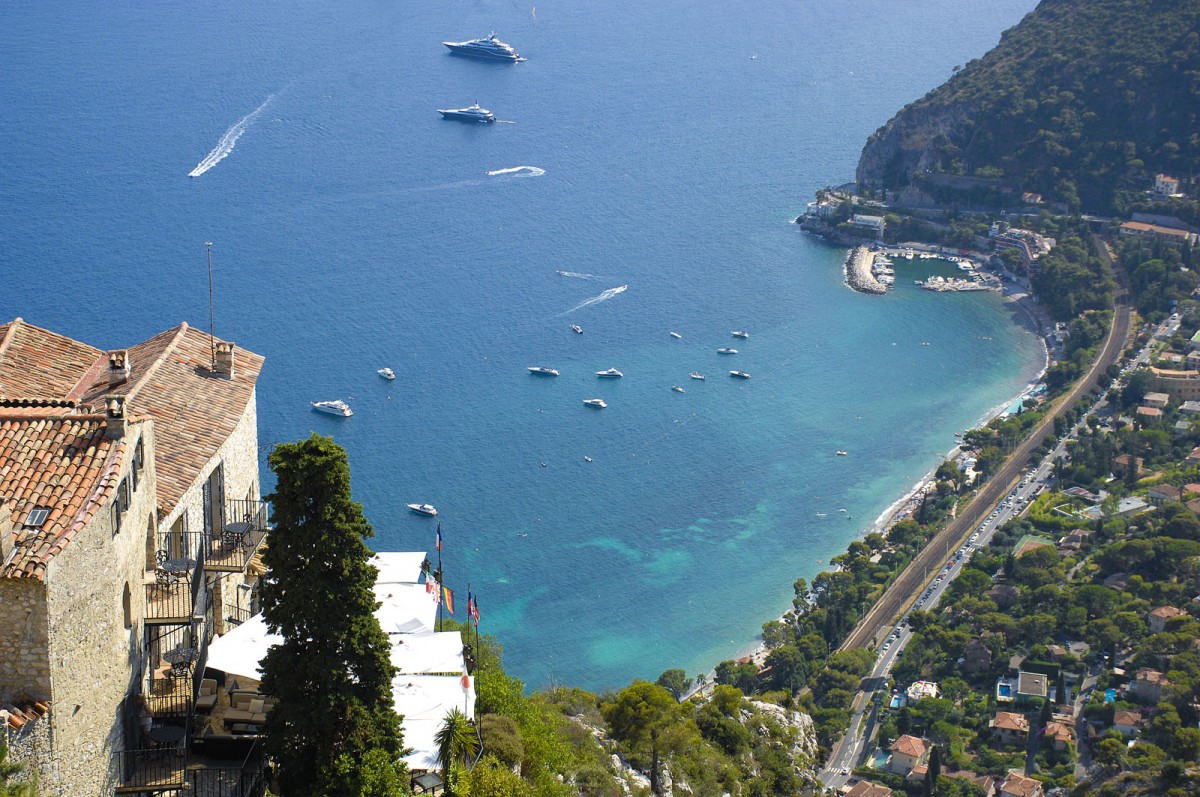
[122,582,132,629]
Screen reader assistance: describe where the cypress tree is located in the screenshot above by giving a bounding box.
[923,743,941,797]
[259,434,403,797]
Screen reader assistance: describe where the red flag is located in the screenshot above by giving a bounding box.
[470,595,480,627]
[443,586,455,615]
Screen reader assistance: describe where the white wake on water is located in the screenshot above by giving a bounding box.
[565,284,628,314]
[188,94,274,177]
[486,165,545,177]
[556,270,603,280]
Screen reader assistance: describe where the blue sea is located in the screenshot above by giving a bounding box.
[2,0,1041,691]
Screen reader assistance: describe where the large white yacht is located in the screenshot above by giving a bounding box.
[437,103,496,123]
[595,368,624,378]
[311,400,352,417]
[583,398,607,409]
[442,32,525,62]
[406,503,438,517]
[527,366,560,376]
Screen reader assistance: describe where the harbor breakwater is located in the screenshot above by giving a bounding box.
[845,246,888,295]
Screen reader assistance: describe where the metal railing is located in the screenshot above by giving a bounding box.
[189,739,268,797]
[205,499,269,573]
[113,742,187,792]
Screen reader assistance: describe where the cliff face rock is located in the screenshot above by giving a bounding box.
[856,99,980,191]
[853,0,1200,212]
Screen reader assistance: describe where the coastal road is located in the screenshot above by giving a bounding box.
[838,246,1131,654]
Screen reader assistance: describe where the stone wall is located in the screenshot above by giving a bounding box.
[41,420,156,797]
[3,713,51,790]
[0,579,49,702]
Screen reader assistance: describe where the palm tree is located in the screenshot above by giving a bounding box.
[434,708,480,782]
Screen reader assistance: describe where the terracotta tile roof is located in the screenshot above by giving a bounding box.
[1044,721,1074,743]
[0,410,126,579]
[1113,710,1141,727]
[1000,773,1044,797]
[889,734,930,757]
[86,324,263,515]
[991,711,1029,732]
[0,696,50,729]
[0,319,263,520]
[1150,605,1186,619]
[845,782,893,797]
[1135,667,1169,686]
[0,319,103,400]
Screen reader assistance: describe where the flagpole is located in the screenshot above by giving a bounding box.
[436,522,444,631]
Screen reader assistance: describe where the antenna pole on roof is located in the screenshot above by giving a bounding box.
[206,241,216,372]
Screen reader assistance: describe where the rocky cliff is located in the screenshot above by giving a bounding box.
[856,0,1200,212]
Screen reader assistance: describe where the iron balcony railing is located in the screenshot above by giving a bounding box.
[188,739,268,797]
[205,499,269,573]
[145,531,208,625]
[112,738,187,793]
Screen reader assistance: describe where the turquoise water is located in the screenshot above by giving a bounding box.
[1,0,1041,690]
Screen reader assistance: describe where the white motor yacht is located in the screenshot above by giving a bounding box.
[311,400,352,417]
[527,366,560,376]
[378,368,396,380]
[671,385,685,393]
[596,368,623,378]
[729,370,751,379]
[689,372,706,380]
[731,330,750,339]
[406,503,438,517]
[570,324,583,334]
[583,398,607,408]
[717,348,738,355]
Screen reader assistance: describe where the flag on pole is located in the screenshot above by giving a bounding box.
[466,592,474,621]
[425,577,436,595]
[436,524,443,552]
[443,586,455,615]
[432,581,441,606]
[470,595,480,627]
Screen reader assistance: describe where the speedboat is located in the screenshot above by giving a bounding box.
[689,372,706,380]
[731,331,750,339]
[717,348,738,355]
[729,370,751,379]
[437,103,496,123]
[570,324,583,334]
[836,450,848,456]
[669,331,683,339]
[671,385,685,393]
[311,400,352,417]
[378,368,396,380]
[406,503,438,517]
[596,368,623,378]
[583,398,607,408]
[442,32,525,62]
[527,366,560,376]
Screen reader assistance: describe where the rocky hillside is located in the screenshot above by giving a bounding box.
[856,0,1200,213]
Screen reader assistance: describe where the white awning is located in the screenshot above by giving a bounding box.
[205,614,279,682]
[370,552,428,585]
[392,674,476,722]
[374,584,438,634]
[390,632,465,674]
[400,718,443,771]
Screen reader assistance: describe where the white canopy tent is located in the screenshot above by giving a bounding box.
[392,674,476,721]
[374,583,438,634]
[389,632,465,675]
[370,552,428,585]
[400,719,443,771]
[205,614,279,682]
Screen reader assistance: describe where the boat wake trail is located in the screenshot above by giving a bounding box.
[556,270,603,280]
[564,284,628,314]
[486,165,545,177]
[188,94,274,177]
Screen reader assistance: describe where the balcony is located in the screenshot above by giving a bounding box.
[114,733,266,796]
[205,499,269,573]
[113,741,187,793]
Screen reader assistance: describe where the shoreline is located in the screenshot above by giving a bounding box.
[705,283,1053,683]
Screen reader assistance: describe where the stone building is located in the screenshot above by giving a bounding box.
[0,318,267,796]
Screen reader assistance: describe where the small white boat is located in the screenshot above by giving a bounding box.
[729,370,751,379]
[836,450,848,456]
[311,400,352,417]
[689,372,706,380]
[669,331,683,339]
[407,503,438,517]
[527,366,560,376]
[583,398,607,408]
[731,331,750,339]
[717,348,738,355]
[584,455,593,462]
[570,324,583,334]
[596,368,623,378]
[378,368,396,380]
[671,385,685,393]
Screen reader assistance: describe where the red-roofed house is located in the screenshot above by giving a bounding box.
[888,735,931,775]
[0,318,267,794]
[990,711,1030,745]
[844,781,894,797]
[1130,668,1171,703]
[1148,605,1187,633]
[999,773,1045,797]
[1043,720,1075,751]
[1113,709,1142,738]
[1148,484,1182,506]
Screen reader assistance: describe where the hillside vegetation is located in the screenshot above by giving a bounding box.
[856,0,1200,213]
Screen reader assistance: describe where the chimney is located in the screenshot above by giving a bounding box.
[108,350,130,387]
[213,341,236,380]
[0,503,13,568]
[104,395,127,440]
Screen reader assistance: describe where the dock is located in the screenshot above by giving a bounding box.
[844,246,888,295]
